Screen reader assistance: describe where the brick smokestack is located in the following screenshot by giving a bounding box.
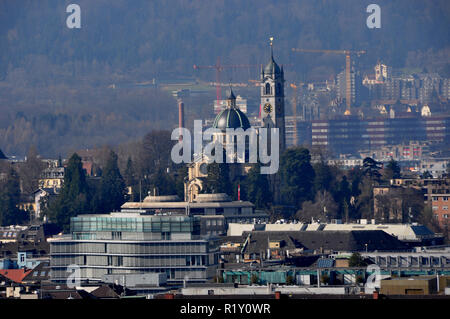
[178,99,185,142]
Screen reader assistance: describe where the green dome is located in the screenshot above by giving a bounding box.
[212,108,251,132]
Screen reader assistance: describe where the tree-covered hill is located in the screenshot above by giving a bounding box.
[0,0,448,156]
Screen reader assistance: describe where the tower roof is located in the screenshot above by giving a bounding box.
[264,55,281,75]
[263,37,282,76]
[212,108,251,132]
[227,87,236,101]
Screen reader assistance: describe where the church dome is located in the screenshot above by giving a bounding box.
[213,107,251,131]
[213,88,251,132]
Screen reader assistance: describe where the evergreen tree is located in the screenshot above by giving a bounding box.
[244,164,272,209]
[383,159,401,181]
[0,166,27,226]
[45,153,91,232]
[362,157,382,182]
[279,147,315,209]
[97,150,126,213]
[124,157,136,187]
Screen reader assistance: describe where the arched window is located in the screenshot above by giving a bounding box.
[265,83,271,95]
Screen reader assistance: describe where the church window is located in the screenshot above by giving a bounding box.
[265,83,271,95]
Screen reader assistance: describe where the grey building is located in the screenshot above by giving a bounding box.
[121,193,269,224]
[49,213,220,285]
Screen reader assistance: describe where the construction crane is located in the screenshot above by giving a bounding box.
[193,57,258,103]
[289,82,306,146]
[291,48,366,113]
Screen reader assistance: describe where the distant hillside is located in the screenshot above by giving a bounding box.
[0,0,448,156]
[1,0,449,82]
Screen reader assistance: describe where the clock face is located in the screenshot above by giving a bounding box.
[263,103,273,113]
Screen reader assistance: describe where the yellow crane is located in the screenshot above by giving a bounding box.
[291,48,366,114]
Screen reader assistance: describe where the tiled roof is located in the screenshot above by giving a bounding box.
[0,269,32,283]
[90,285,121,299]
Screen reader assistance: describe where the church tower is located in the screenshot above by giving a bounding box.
[260,38,286,153]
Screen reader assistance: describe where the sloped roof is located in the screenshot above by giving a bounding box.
[0,149,7,160]
[90,285,121,299]
[0,269,32,283]
[239,230,408,254]
[22,261,50,283]
[241,231,301,255]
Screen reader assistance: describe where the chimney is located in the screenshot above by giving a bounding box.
[178,99,185,142]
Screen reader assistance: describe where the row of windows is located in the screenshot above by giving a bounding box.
[51,254,210,267]
[432,196,449,201]
[51,241,208,254]
[51,267,208,280]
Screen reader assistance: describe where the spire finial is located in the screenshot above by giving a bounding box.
[269,36,274,59]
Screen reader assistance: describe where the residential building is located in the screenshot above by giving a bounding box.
[432,194,450,229]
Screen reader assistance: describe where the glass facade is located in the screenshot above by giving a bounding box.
[50,214,218,285]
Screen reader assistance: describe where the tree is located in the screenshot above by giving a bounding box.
[44,153,91,232]
[295,190,338,223]
[0,166,28,226]
[123,157,136,187]
[383,159,401,181]
[19,146,46,194]
[205,162,232,195]
[362,157,382,182]
[336,176,352,221]
[312,161,334,193]
[95,150,126,213]
[244,164,272,209]
[280,147,315,209]
[146,168,177,196]
[349,253,367,267]
[139,130,175,178]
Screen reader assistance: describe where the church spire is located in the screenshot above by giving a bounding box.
[270,36,274,61]
[227,86,236,108]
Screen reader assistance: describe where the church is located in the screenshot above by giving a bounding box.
[185,41,286,202]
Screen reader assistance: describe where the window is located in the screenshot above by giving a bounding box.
[265,83,271,95]
[443,197,448,201]
[443,206,448,210]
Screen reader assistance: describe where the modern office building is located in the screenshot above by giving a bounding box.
[49,213,220,285]
[311,115,450,156]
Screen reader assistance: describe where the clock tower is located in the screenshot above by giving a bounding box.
[260,38,286,153]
